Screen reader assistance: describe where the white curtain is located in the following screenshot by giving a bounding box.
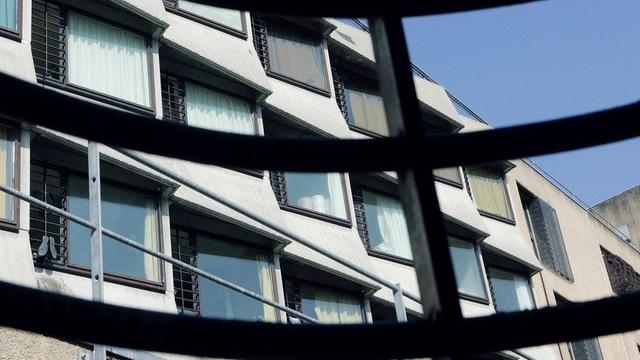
[347,88,388,135]
[256,253,277,322]
[468,166,512,219]
[514,275,534,310]
[185,82,255,135]
[376,195,412,259]
[312,289,363,324]
[68,11,150,107]
[143,199,161,282]
[179,0,243,31]
[326,173,347,219]
[267,24,327,90]
[0,128,12,221]
[0,0,16,30]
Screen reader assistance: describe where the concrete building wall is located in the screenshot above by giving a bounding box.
[592,184,640,249]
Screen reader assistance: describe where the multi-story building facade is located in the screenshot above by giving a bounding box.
[592,185,640,249]
[0,1,638,359]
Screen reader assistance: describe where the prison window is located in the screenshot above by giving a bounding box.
[0,0,17,32]
[285,279,364,324]
[449,237,488,301]
[163,0,245,35]
[521,193,573,280]
[601,248,640,295]
[467,165,514,221]
[486,266,534,312]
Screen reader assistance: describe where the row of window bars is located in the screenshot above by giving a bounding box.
[32,0,66,84]
[171,228,201,315]
[160,73,187,125]
[252,16,270,72]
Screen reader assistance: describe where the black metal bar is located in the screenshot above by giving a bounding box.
[183,0,541,17]
[3,72,640,172]
[0,279,639,359]
[369,17,462,325]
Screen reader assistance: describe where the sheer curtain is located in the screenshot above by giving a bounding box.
[143,199,161,282]
[267,23,327,90]
[346,84,388,135]
[514,275,534,310]
[0,128,12,220]
[179,1,243,31]
[468,167,512,218]
[376,195,412,259]
[326,173,347,219]
[67,11,150,106]
[185,82,255,135]
[312,289,363,324]
[256,253,276,322]
[0,0,16,30]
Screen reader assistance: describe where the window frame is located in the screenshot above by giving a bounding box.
[159,70,264,178]
[0,122,20,232]
[434,166,464,189]
[252,16,331,96]
[450,236,490,304]
[465,164,516,224]
[351,184,413,265]
[0,0,22,41]
[32,1,156,115]
[485,263,536,313]
[170,224,279,319]
[270,170,352,227]
[162,0,247,39]
[29,160,165,291]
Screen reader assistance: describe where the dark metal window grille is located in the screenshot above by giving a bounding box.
[526,197,573,280]
[601,248,640,295]
[351,186,370,248]
[29,164,68,266]
[32,0,66,84]
[160,73,187,125]
[251,16,269,71]
[331,67,350,124]
[283,279,303,323]
[171,228,200,315]
[569,338,604,360]
[162,0,178,8]
[269,171,287,206]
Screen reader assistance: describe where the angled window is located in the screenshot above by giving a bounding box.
[271,171,349,222]
[601,247,640,295]
[162,0,245,36]
[467,164,514,221]
[252,17,329,93]
[486,266,534,312]
[171,227,277,321]
[32,1,153,110]
[332,68,388,136]
[0,0,18,35]
[284,279,364,324]
[0,124,16,225]
[351,186,412,260]
[519,188,573,280]
[433,167,463,187]
[449,236,488,301]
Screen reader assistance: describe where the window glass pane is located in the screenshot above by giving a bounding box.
[68,176,161,282]
[488,267,534,312]
[433,167,462,185]
[0,127,13,221]
[300,283,363,324]
[67,11,150,106]
[362,190,412,259]
[184,82,255,134]
[0,0,17,30]
[285,172,347,219]
[196,236,276,321]
[267,22,328,91]
[449,237,486,299]
[345,77,388,135]
[178,1,243,31]
[467,166,513,219]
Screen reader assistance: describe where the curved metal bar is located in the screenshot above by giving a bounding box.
[1,279,639,359]
[182,0,541,17]
[3,73,640,172]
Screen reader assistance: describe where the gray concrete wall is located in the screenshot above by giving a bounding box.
[592,184,640,249]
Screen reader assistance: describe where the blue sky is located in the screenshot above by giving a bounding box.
[402,0,640,206]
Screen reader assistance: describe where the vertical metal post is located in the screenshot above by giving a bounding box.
[393,283,408,322]
[88,141,106,360]
[369,16,463,331]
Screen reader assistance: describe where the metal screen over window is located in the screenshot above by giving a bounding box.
[601,248,640,295]
[171,228,200,315]
[32,0,66,83]
[160,73,187,125]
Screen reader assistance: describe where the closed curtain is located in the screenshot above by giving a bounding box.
[143,199,161,282]
[375,194,412,259]
[0,128,11,220]
[256,253,277,322]
[267,23,327,90]
[326,173,347,219]
[433,167,462,184]
[513,275,534,310]
[346,83,388,135]
[185,82,255,135]
[312,288,363,324]
[0,0,16,30]
[179,1,243,31]
[68,11,150,106]
[468,166,512,219]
